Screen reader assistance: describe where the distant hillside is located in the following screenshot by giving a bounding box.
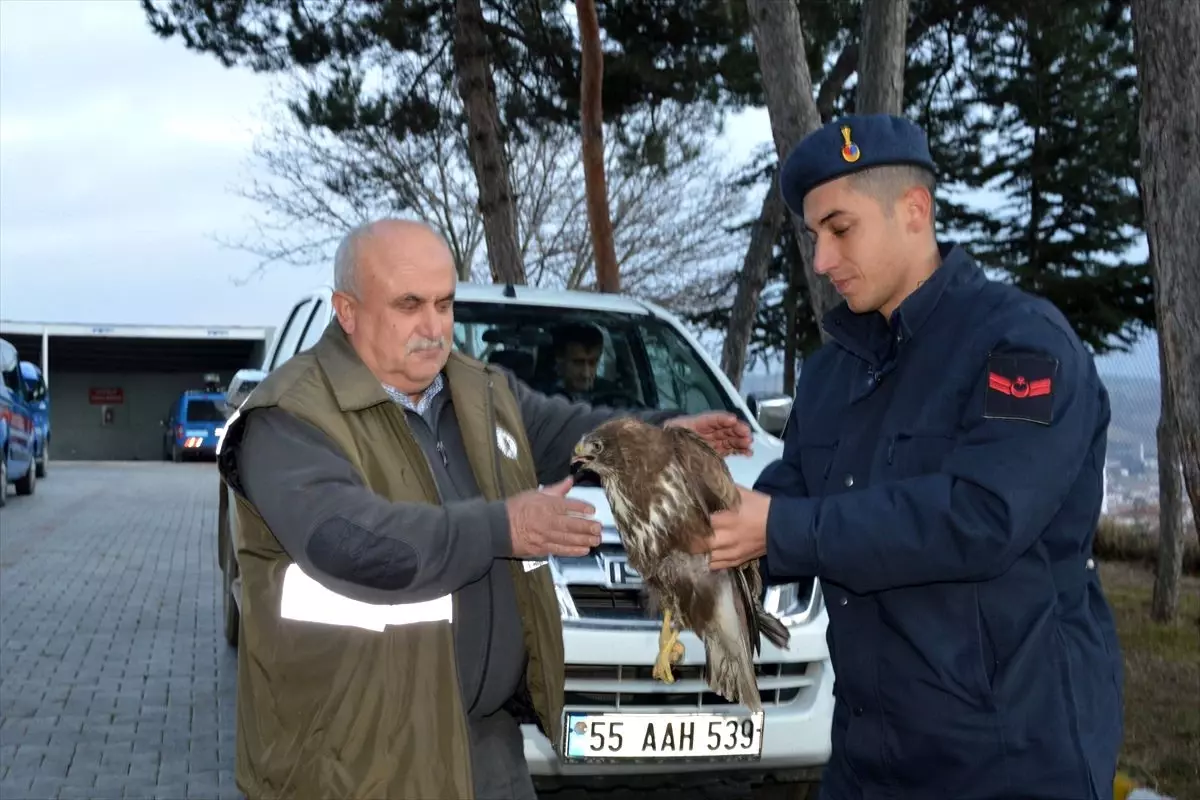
[1101,373,1161,463]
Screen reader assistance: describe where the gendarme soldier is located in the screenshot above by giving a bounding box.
[697,114,1124,800]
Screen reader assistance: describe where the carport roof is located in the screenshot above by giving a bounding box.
[0,319,273,373]
[0,320,270,340]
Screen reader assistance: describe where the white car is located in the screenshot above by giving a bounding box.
[216,283,832,793]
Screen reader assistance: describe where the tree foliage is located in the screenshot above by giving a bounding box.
[224,77,746,303]
[141,0,768,291]
[693,0,1152,361]
[681,147,823,373]
[913,0,1151,352]
[141,0,766,163]
[144,0,1154,361]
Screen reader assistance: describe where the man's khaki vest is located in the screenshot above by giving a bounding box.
[217,323,565,799]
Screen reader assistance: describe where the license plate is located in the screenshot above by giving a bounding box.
[562,710,764,763]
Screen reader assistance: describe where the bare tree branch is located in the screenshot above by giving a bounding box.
[223,80,747,310]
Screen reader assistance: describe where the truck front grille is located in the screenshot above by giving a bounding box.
[567,585,653,619]
[565,578,815,623]
[563,661,819,710]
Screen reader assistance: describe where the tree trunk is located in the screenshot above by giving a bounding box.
[1151,323,1184,622]
[721,178,786,388]
[452,0,526,285]
[1134,0,1200,550]
[744,0,842,335]
[856,0,909,115]
[783,254,801,393]
[575,0,620,294]
[846,0,908,392]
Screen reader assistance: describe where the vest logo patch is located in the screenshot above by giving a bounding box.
[496,426,519,460]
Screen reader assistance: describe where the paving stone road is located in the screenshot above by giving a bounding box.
[0,463,818,800]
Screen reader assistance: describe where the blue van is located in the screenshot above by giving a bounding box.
[1,338,38,505]
[19,361,49,479]
[162,390,227,462]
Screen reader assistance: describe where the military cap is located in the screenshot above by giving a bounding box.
[779,113,937,214]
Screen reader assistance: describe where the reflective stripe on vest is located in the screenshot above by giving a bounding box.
[279,563,453,631]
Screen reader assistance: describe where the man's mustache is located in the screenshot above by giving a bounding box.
[406,336,447,354]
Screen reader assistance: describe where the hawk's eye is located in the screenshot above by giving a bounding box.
[593,441,604,453]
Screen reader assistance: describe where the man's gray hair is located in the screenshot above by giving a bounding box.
[333,222,374,298]
[848,164,938,221]
[333,218,453,297]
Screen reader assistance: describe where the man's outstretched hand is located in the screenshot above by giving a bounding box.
[664,412,754,456]
[507,477,602,558]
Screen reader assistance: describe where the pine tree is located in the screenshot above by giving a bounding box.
[143,0,1151,357]
[914,0,1151,352]
[695,0,1151,361]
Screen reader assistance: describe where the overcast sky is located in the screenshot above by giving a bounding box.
[1,0,341,329]
[0,0,1157,377]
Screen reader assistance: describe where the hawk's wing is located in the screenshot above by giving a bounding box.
[663,425,765,658]
[663,425,739,514]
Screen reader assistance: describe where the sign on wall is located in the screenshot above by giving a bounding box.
[88,387,124,405]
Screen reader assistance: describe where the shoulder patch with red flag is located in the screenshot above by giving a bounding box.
[983,353,1058,425]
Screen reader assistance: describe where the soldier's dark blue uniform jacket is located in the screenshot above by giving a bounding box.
[758,116,1125,800]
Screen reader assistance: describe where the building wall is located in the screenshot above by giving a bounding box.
[48,371,235,461]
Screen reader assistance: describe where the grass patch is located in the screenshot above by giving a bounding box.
[1103,561,1200,799]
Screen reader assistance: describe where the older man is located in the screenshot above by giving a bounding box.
[216,218,752,800]
[698,115,1124,799]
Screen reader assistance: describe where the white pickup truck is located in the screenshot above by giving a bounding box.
[215,282,833,794]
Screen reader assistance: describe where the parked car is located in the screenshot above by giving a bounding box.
[0,338,38,506]
[162,389,228,461]
[19,361,49,479]
[215,285,832,791]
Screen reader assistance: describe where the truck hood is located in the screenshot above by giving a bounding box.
[566,430,784,545]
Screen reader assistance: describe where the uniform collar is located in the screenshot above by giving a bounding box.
[823,242,979,361]
[889,242,975,339]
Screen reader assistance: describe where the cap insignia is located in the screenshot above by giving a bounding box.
[840,125,861,163]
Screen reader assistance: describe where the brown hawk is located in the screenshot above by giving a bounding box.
[569,417,790,713]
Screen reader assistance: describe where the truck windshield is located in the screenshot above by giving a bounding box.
[453,303,734,415]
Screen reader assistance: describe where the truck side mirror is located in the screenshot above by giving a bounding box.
[746,392,793,437]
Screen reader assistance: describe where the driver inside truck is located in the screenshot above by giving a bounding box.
[547,321,616,402]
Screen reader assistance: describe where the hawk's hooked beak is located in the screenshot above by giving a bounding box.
[569,441,594,477]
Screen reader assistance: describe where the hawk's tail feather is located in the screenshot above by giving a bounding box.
[731,567,761,658]
[755,608,790,652]
[703,576,764,715]
[703,631,764,715]
[732,565,791,654]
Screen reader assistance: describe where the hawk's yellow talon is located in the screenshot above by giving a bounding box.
[652,632,681,683]
[657,610,673,648]
[652,611,683,683]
